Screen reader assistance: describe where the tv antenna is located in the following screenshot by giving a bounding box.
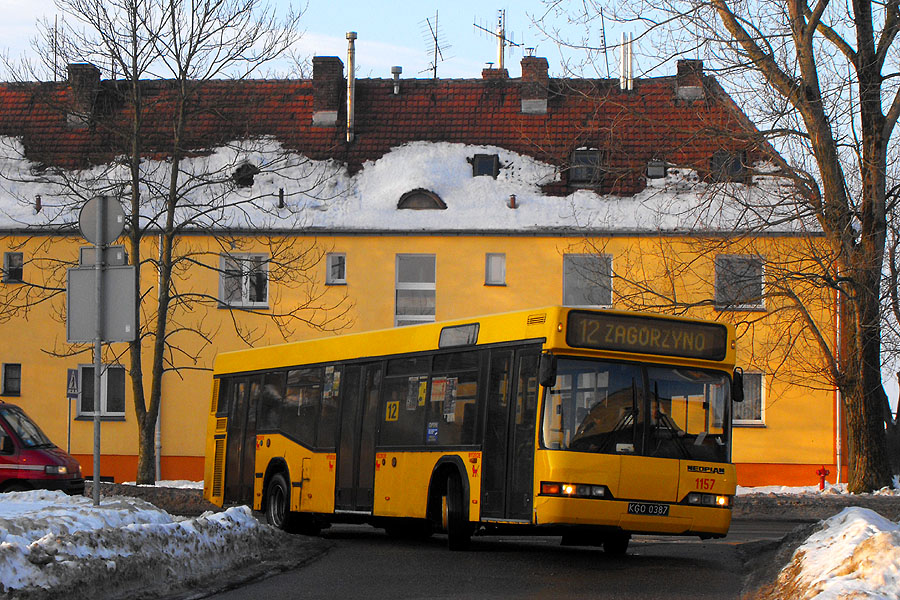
[474,9,523,70]
[420,11,452,79]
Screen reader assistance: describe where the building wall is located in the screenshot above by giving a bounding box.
[0,231,839,486]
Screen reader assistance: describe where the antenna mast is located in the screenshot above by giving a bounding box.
[420,11,451,79]
[474,10,522,70]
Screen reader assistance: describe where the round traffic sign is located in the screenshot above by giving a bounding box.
[78,196,126,245]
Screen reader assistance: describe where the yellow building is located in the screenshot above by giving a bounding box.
[0,56,840,486]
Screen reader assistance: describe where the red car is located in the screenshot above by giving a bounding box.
[0,402,84,495]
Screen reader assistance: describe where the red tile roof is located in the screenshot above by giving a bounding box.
[0,62,770,196]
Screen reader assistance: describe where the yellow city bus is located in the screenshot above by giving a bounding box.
[203,306,743,553]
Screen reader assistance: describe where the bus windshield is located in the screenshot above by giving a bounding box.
[541,357,730,463]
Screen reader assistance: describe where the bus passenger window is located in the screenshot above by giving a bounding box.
[380,375,426,446]
[426,372,478,446]
[258,372,285,431]
[281,368,322,448]
[316,367,341,449]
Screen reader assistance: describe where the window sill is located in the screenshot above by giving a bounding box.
[733,422,766,428]
[75,415,126,422]
[217,303,270,310]
[714,305,766,313]
[0,392,20,397]
[484,282,506,287]
[325,281,347,286]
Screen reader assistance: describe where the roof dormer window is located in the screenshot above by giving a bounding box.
[398,189,447,210]
[568,148,606,186]
[232,163,260,188]
[710,150,747,182]
[469,154,500,178]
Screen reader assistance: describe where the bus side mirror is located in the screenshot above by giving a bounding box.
[0,435,13,455]
[732,368,744,403]
[539,354,557,388]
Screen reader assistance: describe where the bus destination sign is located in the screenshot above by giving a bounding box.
[566,311,728,361]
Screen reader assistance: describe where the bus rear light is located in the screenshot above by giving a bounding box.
[541,482,607,499]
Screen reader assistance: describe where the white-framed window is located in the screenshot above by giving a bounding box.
[219,253,268,308]
[563,254,612,306]
[485,253,506,286]
[395,254,435,327]
[3,252,23,283]
[326,253,346,285]
[1,363,21,396]
[78,364,126,418]
[715,255,764,309]
[733,372,764,425]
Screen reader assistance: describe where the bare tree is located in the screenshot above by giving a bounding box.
[536,0,897,491]
[0,0,352,484]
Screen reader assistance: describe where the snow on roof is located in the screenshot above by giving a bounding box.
[0,137,811,235]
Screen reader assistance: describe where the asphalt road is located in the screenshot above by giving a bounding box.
[205,518,806,600]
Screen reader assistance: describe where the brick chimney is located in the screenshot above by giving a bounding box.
[312,56,344,127]
[66,63,100,129]
[520,56,549,115]
[482,68,509,80]
[675,59,704,101]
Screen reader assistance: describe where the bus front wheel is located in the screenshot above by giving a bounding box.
[443,473,471,551]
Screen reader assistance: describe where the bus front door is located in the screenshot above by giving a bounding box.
[224,376,260,506]
[481,348,540,522]
[335,363,382,512]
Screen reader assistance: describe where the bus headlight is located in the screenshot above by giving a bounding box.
[45,465,68,475]
[685,492,731,508]
[541,482,608,499]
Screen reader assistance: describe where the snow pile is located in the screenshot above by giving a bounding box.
[774,507,900,599]
[0,489,309,599]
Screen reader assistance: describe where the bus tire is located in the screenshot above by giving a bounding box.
[603,532,630,556]
[265,473,297,532]
[444,473,471,551]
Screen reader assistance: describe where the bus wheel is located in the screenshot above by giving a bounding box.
[265,473,296,532]
[444,473,471,551]
[603,532,630,556]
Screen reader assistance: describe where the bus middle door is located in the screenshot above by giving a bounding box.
[223,376,260,506]
[335,363,381,512]
[480,348,540,522]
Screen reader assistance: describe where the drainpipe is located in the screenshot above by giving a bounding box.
[156,233,163,481]
[835,290,842,484]
[346,32,357,143]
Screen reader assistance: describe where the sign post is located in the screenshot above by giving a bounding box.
[66,368,79,455]
[67,195,131,506]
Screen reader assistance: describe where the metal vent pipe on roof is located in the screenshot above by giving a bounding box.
[620,32,633,91]
[346,31,357,143]
[391,66,402,95]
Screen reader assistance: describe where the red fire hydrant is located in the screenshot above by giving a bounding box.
[816,466,830,491]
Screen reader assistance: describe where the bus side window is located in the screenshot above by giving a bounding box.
[258,372,285,431]
[282,368,322,448]
[215,378,232,417]
[316,366,340,449]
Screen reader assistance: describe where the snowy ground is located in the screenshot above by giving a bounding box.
[0,482,321,599]
[1,481,899,599]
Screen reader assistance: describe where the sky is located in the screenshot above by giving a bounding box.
[0,0,608,79]
[1,483,899,597]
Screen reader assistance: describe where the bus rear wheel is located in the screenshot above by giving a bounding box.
[265,473,295,532]
[442,473,471,551]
